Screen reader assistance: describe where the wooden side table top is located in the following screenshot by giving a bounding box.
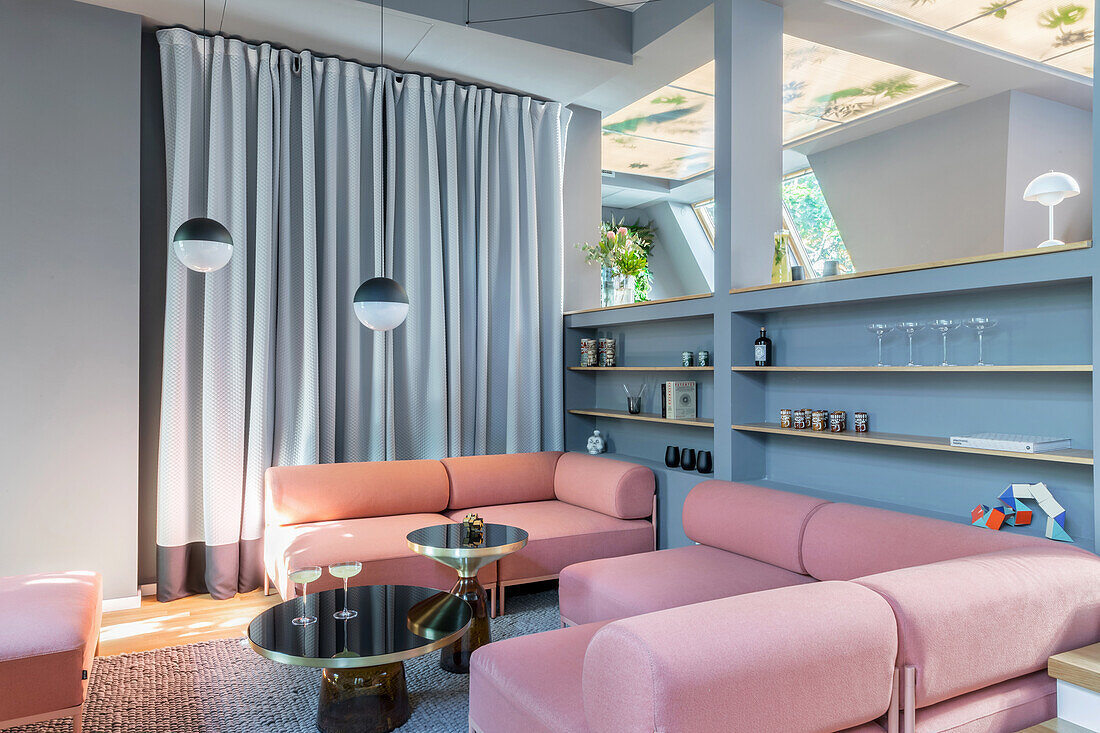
[1049,642,1100,694]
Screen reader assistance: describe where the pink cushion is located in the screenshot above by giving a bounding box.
[264,514,491,598]
[553,453,654,519]
[446,501,652,582]
[682,480,828,574]
[470,620,609,733]
[913,670,1054,733]
[582,581,898,733]
[0,571,102,721]
[559,544,815,626]
[855,546,1100,708]
[443,452,562,511]
[801,502,1049,581]
[265,460,449,525]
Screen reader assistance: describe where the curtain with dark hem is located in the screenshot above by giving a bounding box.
[155,29,568,602]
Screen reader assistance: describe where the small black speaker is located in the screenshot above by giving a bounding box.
[680,448,696,471]
[664,446,680,468]
[697,450,713,474]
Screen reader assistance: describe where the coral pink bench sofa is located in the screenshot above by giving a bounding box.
[0,572,102,733]
[264,451,655,612]
[470,480,1100,733]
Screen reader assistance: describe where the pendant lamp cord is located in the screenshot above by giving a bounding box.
[202,0,208,217]
[380,0,387,278]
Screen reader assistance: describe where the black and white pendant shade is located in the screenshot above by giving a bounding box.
[173,217,233,273]
[354,276,409,331]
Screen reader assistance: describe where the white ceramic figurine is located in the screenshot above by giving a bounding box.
[586,429,606,455]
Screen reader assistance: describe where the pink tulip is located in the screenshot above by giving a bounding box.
[617,227,628,236]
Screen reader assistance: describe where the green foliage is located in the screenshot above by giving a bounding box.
[864,75,918,99]
[652,94,688,105]
[981,1,1010,18]
[1039,4,1087,28]
[574,216,657,303]
[782,173,855,275]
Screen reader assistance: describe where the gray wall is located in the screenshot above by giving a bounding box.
[0,0,141,601]
[563,105,604,312]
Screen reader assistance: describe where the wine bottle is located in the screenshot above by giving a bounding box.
[754,327,772,367]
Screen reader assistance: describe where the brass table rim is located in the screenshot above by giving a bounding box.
[247,594,472,669]
[406,523,529,561]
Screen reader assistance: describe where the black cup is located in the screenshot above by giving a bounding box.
[697,450,713,474]
[680,448,696,471]
[664,446,680,468]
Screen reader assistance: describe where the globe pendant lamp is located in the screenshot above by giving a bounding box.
[354,277,409,331]
[1023,170,1080,248]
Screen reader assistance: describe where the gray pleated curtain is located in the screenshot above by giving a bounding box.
[155,29,568,601]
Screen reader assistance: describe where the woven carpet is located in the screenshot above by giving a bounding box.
[10,589,559,733]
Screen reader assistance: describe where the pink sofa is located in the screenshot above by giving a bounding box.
[0,572,102,733]
[470,480,1100,732]
[264,451,655,612]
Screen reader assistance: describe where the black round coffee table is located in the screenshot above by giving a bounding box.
[247,584,471,733]
[407,523,528,673]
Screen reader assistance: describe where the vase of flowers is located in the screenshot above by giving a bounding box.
[577,217,654,306]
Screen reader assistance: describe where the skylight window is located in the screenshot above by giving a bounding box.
[601,38,956,179]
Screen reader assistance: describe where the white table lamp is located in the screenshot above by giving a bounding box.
[1023,170,1080,248]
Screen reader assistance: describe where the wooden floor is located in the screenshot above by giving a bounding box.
[98,589,281,656]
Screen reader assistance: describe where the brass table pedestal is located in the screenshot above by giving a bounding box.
[407,523,528,674]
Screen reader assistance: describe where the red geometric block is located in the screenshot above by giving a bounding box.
[1014,507,1033,526]
[971,504,986,523]
[984,507,1007,530]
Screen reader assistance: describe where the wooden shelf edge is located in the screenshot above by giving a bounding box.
[569,366,715,372]
[569,408,713,428]
[728,241,1091,295]
[731,365,1093,373]
[563,292,713,316]
[731,422,1093,465]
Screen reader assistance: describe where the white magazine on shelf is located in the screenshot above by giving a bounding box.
[948,432,1072,453]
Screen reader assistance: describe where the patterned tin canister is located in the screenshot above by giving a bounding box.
[780,409,792,428]
[580,339,597,367]
[792,410,807,430]
[854,412,869,433]
[681,351,694,367]
[800,408,812,429]
[697,350,711,367]
[811,410,827,431]
[829,410,846,433]
[598,338,616,367]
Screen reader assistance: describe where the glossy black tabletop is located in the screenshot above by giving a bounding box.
[406,523,528,554]
[247,585,471,668]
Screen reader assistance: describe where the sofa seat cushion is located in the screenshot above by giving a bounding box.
[0,571,102,721]
[559,544,815,625]
[265,514,492,598]
[913,670,1054,733]
[447,501,652,582]
[470,620,609,733]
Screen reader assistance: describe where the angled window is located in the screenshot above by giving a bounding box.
[782,169,854,275]
[693,198,716,246]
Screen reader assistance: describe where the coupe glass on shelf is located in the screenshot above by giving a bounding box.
[866,323,893,367]
[329,561,363,620]
[966,317,998,366]
[896,322,925,367]
[287,566,322,626]
[929,320,960,367]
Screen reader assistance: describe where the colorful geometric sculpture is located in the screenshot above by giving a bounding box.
[995,483,1072,543]
[971,504,1009,531]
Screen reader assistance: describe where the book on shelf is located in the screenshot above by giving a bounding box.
[948,433,1072,454]
[664,381,697,420]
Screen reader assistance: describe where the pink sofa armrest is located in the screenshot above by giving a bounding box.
[553,453,655,519]
[581,581,898,733]
[855,545,1100,708]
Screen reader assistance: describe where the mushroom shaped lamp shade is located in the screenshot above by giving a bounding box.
[354,277,409,331]
[173,217,234,272]
[1023,171,1081,248]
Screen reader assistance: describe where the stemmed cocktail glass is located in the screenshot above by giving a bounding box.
[896,322,924,367]
[929,320,960,367]
[867,323,893,367]
[329,561,363,620]
[966,318,997,366]
[288,566,321,626]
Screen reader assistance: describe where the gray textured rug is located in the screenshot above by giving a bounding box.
[10,589,558,733]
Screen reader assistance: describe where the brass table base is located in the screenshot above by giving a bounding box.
[440,575,490,674]
[317,661,410,733]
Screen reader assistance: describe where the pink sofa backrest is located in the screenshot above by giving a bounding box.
[800,502,1049,580]
[682,480,828,574]
[856,546,1100,708]
[265,460,449,526]
[554,452,655,519]
[582,580,898,733]
[443,452,562,510]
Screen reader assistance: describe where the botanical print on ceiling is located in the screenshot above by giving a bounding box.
[845,0,1094,77]
[600,38,956,179]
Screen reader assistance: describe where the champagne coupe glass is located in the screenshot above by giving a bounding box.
[288,566,322,626]
[896,322,925,367]
[329,561,363,620]
[929,320,960,367]
[966,317,998,366]
[866,323,893,367]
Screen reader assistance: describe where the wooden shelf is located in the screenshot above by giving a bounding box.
[731,422,1093,465]
[569,409,713,428]
[731,365,1092,373]
[570,366,715,372]
[563,292,712,316]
